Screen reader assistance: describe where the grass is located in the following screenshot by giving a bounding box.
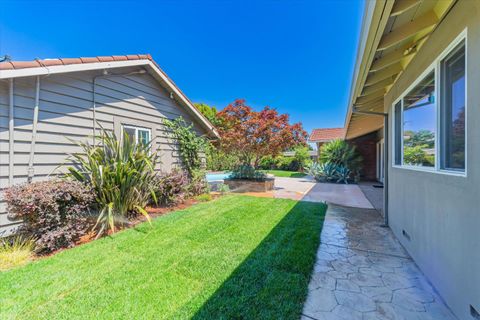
[0,236,35,271]
[0,195,326,319]
[263,170,307,178]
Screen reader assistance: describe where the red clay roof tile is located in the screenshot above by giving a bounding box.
[0,62,14,70]
[309,128,345,142]
[0,54,152,71]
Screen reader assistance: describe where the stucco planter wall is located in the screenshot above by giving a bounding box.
[224,178,274,193]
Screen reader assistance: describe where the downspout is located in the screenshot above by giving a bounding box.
[8,79,14,186]
[352,108,389,226]
[27,76,40,183]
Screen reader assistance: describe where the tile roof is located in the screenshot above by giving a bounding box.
[0,54,152,70]
[309,128,345,142]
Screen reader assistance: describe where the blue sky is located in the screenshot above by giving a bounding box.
[0,0,364,135]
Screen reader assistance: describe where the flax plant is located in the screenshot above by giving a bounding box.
[66,127,158,236]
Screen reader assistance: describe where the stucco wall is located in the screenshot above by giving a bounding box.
[384,1,480,319]
[0,66,209,235]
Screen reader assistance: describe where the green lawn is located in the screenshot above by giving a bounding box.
[263,170,307,178]
[0,195,326,319]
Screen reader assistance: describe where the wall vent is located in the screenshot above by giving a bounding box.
[402,229,411,241]
[471,305,480,319]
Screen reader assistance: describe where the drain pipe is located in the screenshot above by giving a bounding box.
[27,76,41,183]
[8,79,14,186]
[352,107,389,226]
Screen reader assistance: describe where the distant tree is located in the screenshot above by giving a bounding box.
[194,103,222,127]
[217,99,308,167]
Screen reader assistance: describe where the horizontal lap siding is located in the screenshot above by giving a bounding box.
[0,68,208,235]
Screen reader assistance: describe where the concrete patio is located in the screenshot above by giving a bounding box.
[302,203,455,320]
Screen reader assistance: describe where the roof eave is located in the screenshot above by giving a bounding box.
[344,0,394,138]
[0,59,220,139]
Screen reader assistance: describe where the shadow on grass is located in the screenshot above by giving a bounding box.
[192,200,326,319]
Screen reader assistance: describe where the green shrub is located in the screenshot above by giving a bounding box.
[275,156,300,171]
[230,164,267,181]
[4,180,95,253]
[66,128,157,236]
[293,146,311,170]
[154,169,189,206]
[195,193,213,202]
[319,139,362,173]
[258,155,276,170]
[217,183,230,194]
[0,236,35,270]
[206,145,239,171]
[188,169,209,196]
[164,117,208,176]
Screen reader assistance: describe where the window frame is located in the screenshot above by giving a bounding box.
[391,29,467,177]
[122,124,152,147]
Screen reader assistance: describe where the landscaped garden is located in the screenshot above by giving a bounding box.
[0,195,326,319]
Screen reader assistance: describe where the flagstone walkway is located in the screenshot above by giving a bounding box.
[302,204,456,320]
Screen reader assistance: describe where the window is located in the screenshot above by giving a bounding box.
[392,32,466,174]
[402,71,436,168]
[441,41,465,171]
[122,125,151,147]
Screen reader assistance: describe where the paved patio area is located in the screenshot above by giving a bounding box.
[302,204,455,320]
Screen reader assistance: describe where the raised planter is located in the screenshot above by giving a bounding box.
[224,178,274,193]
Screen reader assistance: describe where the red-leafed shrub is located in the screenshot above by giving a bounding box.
[4,180,95,254]
[154,169,190,206]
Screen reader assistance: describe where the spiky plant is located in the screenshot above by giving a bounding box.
[319,139,362,174]
[66,127,158,236]
[0,236,35,271]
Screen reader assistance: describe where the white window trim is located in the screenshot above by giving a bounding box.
[122,124,152,146]
[391,28,467,178]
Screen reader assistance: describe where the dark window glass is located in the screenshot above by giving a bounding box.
[441,42,465,171]
[123,127,136,144]
[402,71,436,167]
[394,101,402,165]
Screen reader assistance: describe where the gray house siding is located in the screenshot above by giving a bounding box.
[384,1,480,319]
[0,66,209,235]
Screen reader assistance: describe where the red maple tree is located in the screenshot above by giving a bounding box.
[217,99,308,167]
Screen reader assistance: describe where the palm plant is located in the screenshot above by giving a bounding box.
[319,139,362,174]
[66,127,158,236]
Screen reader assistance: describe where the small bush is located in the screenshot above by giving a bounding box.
[154,169,189,206]
[188,169,209,196]
[230,164,267,181]
[195,194,212,202]
[4,180,95,253]
[0,236,35,271]
[258,156,276,170]
[217,183,230,194]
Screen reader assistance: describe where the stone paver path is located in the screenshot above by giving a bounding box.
[302,205,456,320]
